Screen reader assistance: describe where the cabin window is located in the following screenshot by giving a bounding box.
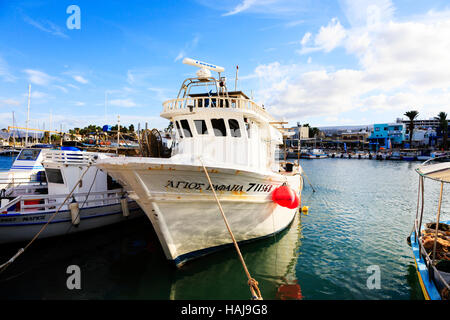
[17,149,40,161]
[180,120,193,138]
[194,120,208,135]
[45,168,64,184]
[228,119,241,137]
[211,119,227,137]
[176,121,183,138]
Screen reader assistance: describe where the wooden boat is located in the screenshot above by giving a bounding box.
[409,157,450,300]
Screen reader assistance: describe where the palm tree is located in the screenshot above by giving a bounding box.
[435,112,448,150]
[404,110,419,147]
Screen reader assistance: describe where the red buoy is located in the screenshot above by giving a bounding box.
[272,186,299,209]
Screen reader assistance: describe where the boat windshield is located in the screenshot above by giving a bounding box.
[17,149,41,161]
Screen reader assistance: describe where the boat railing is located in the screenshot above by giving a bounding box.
[161,97,276,121]
[43,150,100,165]
[0,189,125,214]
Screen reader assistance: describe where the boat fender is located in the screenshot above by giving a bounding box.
[271,185,300,209]
[120,196,130,218]
[302,206,309,215]
[69,200,80,226]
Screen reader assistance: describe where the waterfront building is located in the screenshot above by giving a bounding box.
[285,124,309,148]
[396,117,440,130]
[405,128,437,147]
[368,123,405,151]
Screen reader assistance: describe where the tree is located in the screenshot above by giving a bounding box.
[404,110,419,147]
[310,127,320,138]
[435,112,448,150]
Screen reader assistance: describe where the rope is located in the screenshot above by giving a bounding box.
[0,163,93,274]
[199,158,263,300]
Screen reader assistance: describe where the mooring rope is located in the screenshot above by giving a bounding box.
[297,164,315,193]
[0,163,93,274]
[199,158,263,300]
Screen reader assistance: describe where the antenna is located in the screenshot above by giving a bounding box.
[182,58,225,73]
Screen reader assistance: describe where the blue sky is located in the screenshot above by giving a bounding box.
[0,0,450,132]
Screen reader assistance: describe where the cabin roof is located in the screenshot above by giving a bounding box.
[417,162,450,183]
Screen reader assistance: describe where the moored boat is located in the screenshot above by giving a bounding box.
[0,148,47,192]
[0,149,143,244]
[409,157,450,300]
[96,58,303,267]
[300,149,327,159]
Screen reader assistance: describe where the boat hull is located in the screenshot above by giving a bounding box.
[97,158,303,266]
[0,201,142,244]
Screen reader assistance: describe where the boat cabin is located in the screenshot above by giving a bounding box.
[161,74,284,173]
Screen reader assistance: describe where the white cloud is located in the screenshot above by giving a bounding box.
[300,32,311,46]
[23,15,68,39]
[0,56,16,82]
[174,35,200,62]
[67,83,80,90]
[223,0,258,16]
[30,91,49,99]
[339,0,395,28]
[247,4,450,123]
[73,75,88,84]
[299,18,346,54]
[0,99,21,106]
[54,85,68,93]
[108,99,137,108]
[23,69,55,86]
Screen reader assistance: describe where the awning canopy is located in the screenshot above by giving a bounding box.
[417,161,450,183]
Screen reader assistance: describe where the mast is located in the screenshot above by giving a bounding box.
[105,91,108,125]
[12,111,16,149]
[235,65,239,91]
[117,115,120,154]
[25,84,31,147]
[49,110,52,145]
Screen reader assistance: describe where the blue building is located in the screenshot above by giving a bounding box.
[368,123,405,151]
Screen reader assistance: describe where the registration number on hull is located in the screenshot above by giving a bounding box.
[165,180,276,193]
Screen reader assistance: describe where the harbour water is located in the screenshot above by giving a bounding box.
[0,158,448,299]
[0,156,15,171]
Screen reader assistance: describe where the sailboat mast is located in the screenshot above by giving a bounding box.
[12,111,16,149]
[25,84,31,147]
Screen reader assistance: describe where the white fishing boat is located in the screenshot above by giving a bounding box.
[300,149,327,159]
[0,149,143,244]
[96,58,303,267]
[0,148,47,192]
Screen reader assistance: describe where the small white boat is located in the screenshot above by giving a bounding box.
[97,58,303,267]
[390,151,401,160]
[0,149,143,244]
[0,148,47,192]
[300,149,327,159]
